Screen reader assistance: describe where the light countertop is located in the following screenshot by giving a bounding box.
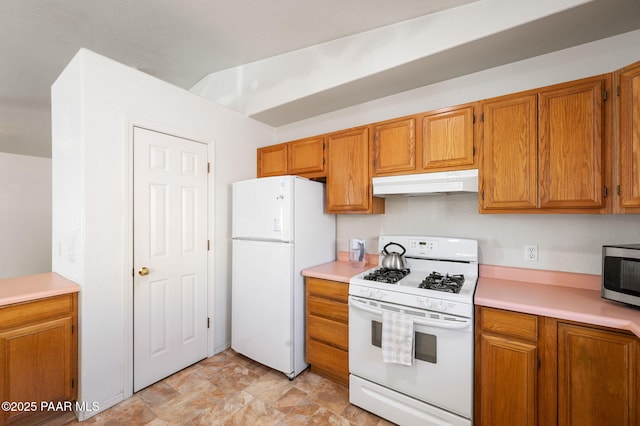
[302,260,372,283]
[476,265,640,337]
[0,272,80,307]
[301,252,377,283]
[303,259,640,338]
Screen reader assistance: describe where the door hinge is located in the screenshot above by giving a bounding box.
[473,114,476,124]
[472,146,476,156]
[603,89,608,101]
[481,112,485,122]
[481,190,485,200]
[537,358,541,369]
[132,268,135,277]
[603,186,608,198]
[207,317,210,329]
[72,324,74,333]
[617,85,621,96]
[207,240,210,251]
[207,162,211,173]
[617,185,621,196]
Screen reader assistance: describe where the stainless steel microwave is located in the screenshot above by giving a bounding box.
[602,244,640,307]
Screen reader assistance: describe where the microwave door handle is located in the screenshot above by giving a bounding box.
[350,297,471,330]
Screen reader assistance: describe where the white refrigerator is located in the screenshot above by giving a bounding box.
[231,175,336,378]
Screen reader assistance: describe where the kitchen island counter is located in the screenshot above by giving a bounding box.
[0,272,79,306]
[476,265,640,338]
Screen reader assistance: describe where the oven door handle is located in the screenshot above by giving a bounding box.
[349,298,471,330]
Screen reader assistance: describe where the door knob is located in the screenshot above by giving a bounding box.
[138,267,150,276]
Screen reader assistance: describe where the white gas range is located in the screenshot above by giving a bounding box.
[348,235,478,426]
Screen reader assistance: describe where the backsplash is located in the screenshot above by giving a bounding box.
[337,192,640,275]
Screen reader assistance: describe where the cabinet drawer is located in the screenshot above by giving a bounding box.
[0,294,75,331]
[306,278,348,302]
[306,339,349,385]
[308,315,348,350]
[307,295,348,323]
[481,307,538,340]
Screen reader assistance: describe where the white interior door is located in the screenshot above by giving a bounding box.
[133,127,208,392]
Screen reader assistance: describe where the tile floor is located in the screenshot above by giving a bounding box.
[43,349,393,425]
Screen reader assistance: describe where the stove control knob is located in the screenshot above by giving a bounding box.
[360,288,371,297]
[374,289,384,299]
[437,301,448,311]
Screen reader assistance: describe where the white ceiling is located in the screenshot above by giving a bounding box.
[1,0,639,158]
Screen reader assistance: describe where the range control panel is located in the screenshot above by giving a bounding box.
[379,235,478,262]
[409,239,439,253]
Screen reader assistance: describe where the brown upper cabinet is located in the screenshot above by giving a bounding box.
[371,116,416,175]
[371,103,477,177]
[614,61,640,213]
[326,127,384,214]
[256,62,640,215]
[480,93,538,210]
[257,136,326,179]
[538,77,608,210]
[480,74,611,213]
[420,103,476,171]
[257,143,288,177]
[287,136,326,178]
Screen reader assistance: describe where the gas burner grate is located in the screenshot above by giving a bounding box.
[363,268,411,284]
[418,272,465,293]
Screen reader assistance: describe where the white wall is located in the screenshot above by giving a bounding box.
[51,49,273,419]
[276,29,640,276]
[0,152,51,278]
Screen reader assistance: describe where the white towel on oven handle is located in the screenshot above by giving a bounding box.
[381,310,414,366]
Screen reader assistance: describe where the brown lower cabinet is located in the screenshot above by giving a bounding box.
[476,306,639,426]
[305,277,349,386]
[0,293,78,425]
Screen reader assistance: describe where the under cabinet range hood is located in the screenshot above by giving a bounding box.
[373,169,478,196]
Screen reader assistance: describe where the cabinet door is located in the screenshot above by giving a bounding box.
[288,136,325,176]
[421,105,475,171]
[0,317,74,424]
[558,323,637,426]
[479,334,538,426]
[372,116,416,175]
[481,94,538,210]
[305,278,349,386]
[257,143,288,177]
[617,62,640,211]
[326,127,383,213]
[538,76,608,210]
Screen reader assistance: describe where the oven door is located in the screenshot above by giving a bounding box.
[348,295,473,419]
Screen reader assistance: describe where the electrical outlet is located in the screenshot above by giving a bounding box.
[525,245,538,262]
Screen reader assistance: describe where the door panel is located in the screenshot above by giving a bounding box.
[558,323,637,426]
[538,78,606,209]
[326,127,371,212]
[481,94,538,210]
[618,63,640,210]
[133,127,208,392]
[231,239,294,375]
[232,176,293,242]
[422,105,475,170]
